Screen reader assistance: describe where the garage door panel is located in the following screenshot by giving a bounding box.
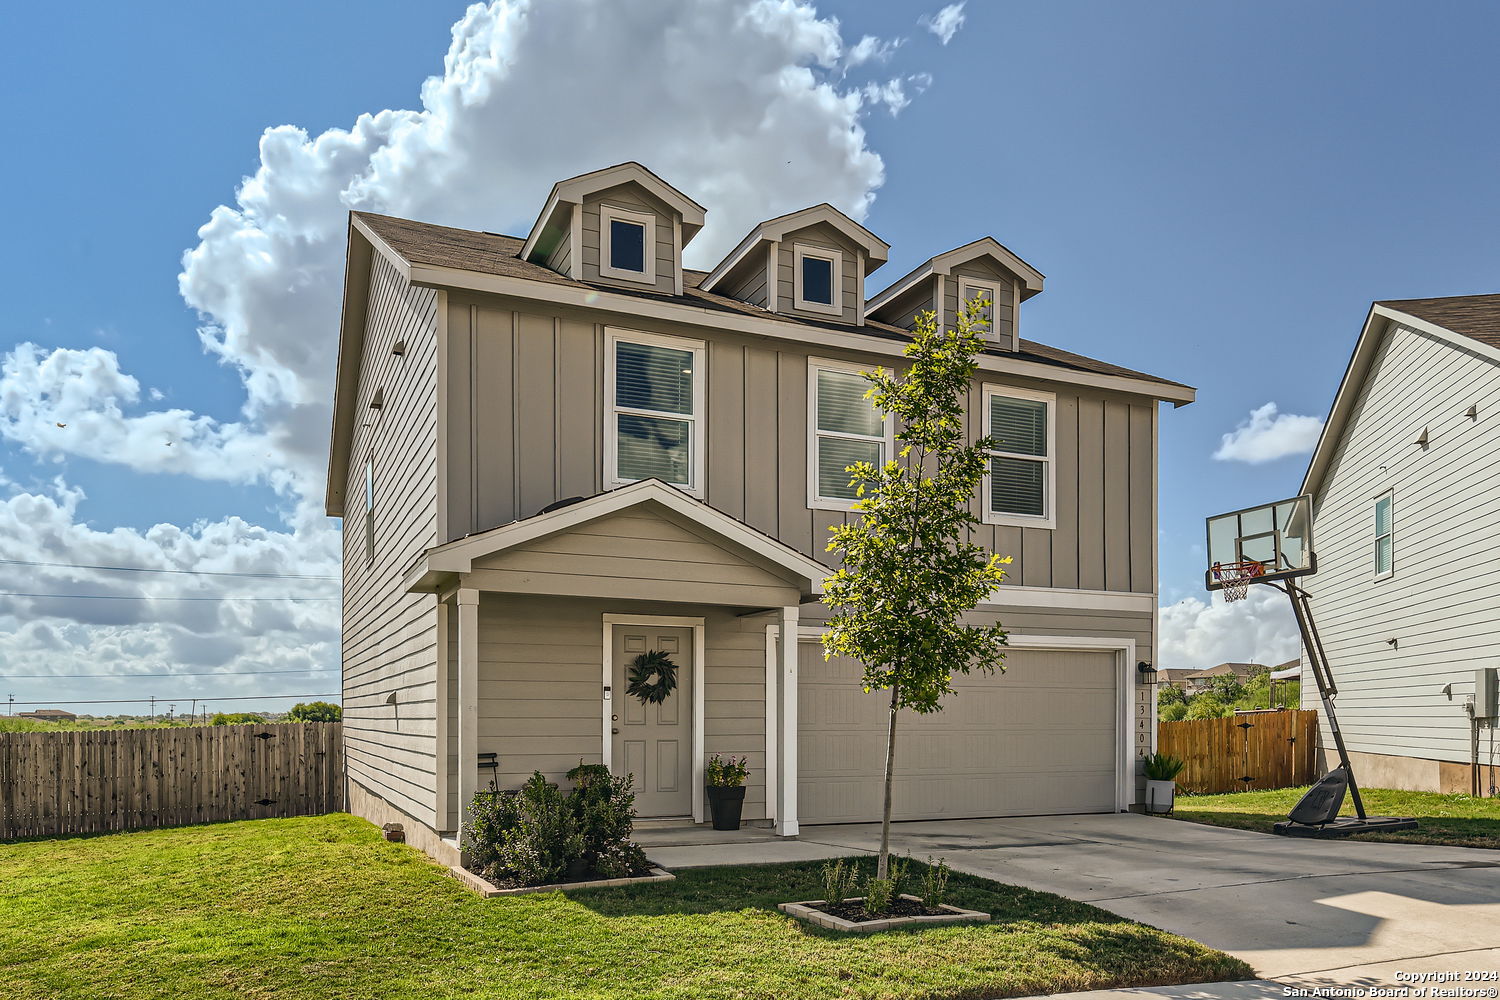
[798,647,1120,825]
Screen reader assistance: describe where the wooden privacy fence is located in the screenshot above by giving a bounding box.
[1158,710,1317,794]
[0,722,343,839]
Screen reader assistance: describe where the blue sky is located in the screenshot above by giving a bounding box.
[2,0,1497,710]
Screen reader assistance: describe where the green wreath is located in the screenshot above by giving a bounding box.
[626,650,679,705]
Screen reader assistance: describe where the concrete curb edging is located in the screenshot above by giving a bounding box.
[450,865,675,897]
[779,894,991,933]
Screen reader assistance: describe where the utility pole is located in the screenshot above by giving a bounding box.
[149,695,155,724]
[6,693,12,717]
[167,704,176,724]
[189,699,197,727]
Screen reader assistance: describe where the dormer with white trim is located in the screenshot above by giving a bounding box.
[866,238,1045,351]
[699,204,889,326]
[521,162,706,296]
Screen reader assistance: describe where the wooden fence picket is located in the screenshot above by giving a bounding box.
[1158,710,1317,795]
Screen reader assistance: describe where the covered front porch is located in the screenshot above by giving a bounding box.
[403,479,827,844]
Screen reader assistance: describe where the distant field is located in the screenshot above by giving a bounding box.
[1,717,242,733]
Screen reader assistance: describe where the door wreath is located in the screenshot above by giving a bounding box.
[626,650,679,705]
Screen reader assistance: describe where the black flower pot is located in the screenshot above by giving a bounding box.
[706,784,746,831]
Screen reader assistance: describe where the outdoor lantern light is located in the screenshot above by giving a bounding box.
[1137,661,1158,685]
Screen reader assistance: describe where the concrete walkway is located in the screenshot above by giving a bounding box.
[645,812,1500,988]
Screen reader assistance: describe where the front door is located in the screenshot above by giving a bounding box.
[611,625,693,817]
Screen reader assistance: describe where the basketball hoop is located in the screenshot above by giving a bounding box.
[1211,560,1264,603]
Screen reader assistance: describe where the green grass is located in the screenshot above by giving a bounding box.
[1172,786,1500,848]
[0,814,1250,1000]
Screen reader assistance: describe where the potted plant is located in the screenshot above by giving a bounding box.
[705,753,749,830]
[1142,752,1186,814]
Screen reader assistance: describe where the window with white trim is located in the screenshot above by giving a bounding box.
[809,360,890,509]
[1373,493,1394,577]
[794,244,842,315]
[599,204,656,283]
[983,386,1055,527]
[605,329,705,494]
[957,275,997,337]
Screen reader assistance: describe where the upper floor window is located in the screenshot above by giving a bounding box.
[794,244,842,315]
[808,360,891,510]
[605,329,705,495]
[983,386,1055,528]
[1373,492,1394,577]
[600,205,656,283]
[957,276,997,336]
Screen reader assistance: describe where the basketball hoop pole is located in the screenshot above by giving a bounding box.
[1265,579,1367,821]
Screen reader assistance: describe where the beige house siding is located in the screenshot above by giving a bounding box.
[579,184,677,295]
[945,260,1017,350]
[775,221,862,324]
[438,290,1155,594]
[342,251,442,828]
[1304,321,1500,766]
[719,249,770,308]
[444,596,770,826]
[544,213,574,277]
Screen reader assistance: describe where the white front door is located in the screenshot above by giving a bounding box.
[611,625,694,817]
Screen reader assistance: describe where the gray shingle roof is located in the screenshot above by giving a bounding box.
[1379,293,1500,351]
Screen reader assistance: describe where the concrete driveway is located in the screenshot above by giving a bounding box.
[648,813,1500,986]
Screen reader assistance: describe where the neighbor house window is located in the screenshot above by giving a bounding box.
[606,329,705,494]
[599,204,656,283]
[983,386,1055,527]
[1374,493,1394,577]
[957,276,998,337]
[363,457,375,564]
[794,244,842,315]
[808,360,891,509]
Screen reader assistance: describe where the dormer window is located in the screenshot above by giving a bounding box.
[957,276,996,335]
[794,244,842,315]
[600,204,656,283]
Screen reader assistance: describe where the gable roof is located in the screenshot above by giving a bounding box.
[1185,662,1266,680]
[1301,294,1500,500]
[520,161,707,263]
[401,478,829,597]
[866,237,1046,318]
[699,203,890,292]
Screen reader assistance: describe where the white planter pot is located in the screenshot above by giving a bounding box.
[1145,779,1177,814]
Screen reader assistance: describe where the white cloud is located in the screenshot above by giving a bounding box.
[1158,586,1301,669]
[922,3,967,45]
[1212,402,1324,464]
[4,0,936,705]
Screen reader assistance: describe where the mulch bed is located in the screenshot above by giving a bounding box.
[816,897,949,923]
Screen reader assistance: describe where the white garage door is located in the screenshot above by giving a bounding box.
[798,644,1120,825]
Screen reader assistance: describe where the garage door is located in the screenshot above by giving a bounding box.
[798,644,1120,825]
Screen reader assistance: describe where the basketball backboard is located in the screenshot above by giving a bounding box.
[1205,494,1315,591]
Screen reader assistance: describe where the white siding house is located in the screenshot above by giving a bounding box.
[1300,294,1500,794]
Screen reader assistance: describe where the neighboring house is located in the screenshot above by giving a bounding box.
[16,709,78,722]
[1158,668,1198,690]
[1180,661,1266,694]
[325,161,1195,864]
[1300,294,1500,794]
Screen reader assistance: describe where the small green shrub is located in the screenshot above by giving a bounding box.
[496,774,582,886]
[863,876,893,915]
[567,763,649,879]
[887,852,912,900]
[821,858,859,907]
[920,857,951,909]
[462,785,519,877]
[705,753,749,787]
[1142,752,1186,781]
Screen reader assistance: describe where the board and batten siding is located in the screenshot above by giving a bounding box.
[341,251,443,829]
[444,596,769,825]
[439,290,1155,595]
[1304,320,1500,764]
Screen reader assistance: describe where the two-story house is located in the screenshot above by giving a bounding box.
[325,162,1195,864]
[1298,294,1500,795]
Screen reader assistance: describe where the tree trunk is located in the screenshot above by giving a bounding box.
[878,681,899,879]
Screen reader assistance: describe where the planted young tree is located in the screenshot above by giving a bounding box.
[821,297,1011,879]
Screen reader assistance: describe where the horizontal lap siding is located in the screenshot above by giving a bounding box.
[580,185,676,296]
[343,251,441,828]
[946,261,1016,349]
[775,222,861,325]
[1306,323,1500,764]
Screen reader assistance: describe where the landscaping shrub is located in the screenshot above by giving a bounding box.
[463,767,650,886]
[920,857,951,909]
[862,876,893,915]
[887,852,912,899]
[821,858,859,907]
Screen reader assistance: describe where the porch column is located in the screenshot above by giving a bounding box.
[456,588,480,841]
[776,605,799,837]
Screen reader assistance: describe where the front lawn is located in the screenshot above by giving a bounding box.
[1172,786,1500,849]
[0,814,1249,1000]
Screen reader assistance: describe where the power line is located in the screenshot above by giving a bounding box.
[0,557,337,581]
[6,693,340,707]
[0,592,337,602]
[0,671,334,680]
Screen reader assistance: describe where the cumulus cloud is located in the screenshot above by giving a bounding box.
[4,0,939,707]
[1158,587,1301,669]
[1212,402,1324,464]
[922,3,967,45]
